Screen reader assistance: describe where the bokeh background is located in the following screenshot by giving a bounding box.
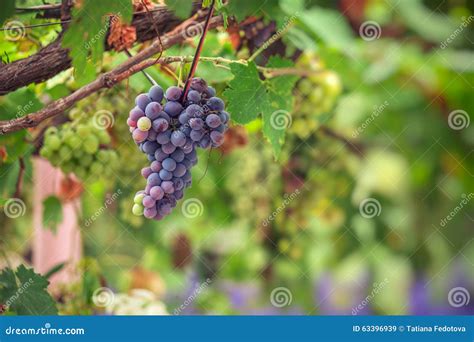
[0,0,473,315]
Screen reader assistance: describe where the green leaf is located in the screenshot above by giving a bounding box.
[166,0,193,19]
[223,61,268,124]
[300,7,354,51]
[226,0,279,21]
[0,265,58,315]
[42,196,63,232]
[0,0,15,25]
[261,57,298,158]
[62,0,133,83]
[224,58,297,158]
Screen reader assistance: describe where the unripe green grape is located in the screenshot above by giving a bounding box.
[97,150,109,163]
[46,135,61,150]
[40,146,52,158]
[132,204,144,216]
[77,124,91,138]
[97,130,111,144]
[59,145,71,160]
[82,153,93,166]
[134,193,145,204]
[66,135,82,149]
[90,161,103,175]
[83,136,99,154]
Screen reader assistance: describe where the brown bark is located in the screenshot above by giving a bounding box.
[0,16,224,135]
[0,5,198,95]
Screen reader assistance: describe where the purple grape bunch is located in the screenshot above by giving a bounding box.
[127,77,229,220]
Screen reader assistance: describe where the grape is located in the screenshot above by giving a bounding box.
[165,86,182,101]
[162,142,176,154]
[132,204,144,216]
[130,107,145,121]
[219,111,230,124]
[171,149,185,162]
[190,129,204,142]
[206,114,221,128]
[134,192,145,204]
[46,135,61,150]
[127,118,137,128]
[145,102,162,120]
[171,130,186,147]
[147,173,161,186]
[157,131,171,144]
[133,128,148,143]
[153,118,169,133]
[144,207,157,219]
[83,136,99,154]
[162,158,177,172]
[159,169,173,181]
[190,77,207,93]
[143,141,159,154]
[136,94,151,110]
[207,97,225,111]
[137,117,152,131]
[173,164,187,177]
[187,90,201,103]
[141,167,153,179]
[164,101,183,117]
[186,104,204,117]
[179,112,190,125]
[128,78,230,220]
[156,131,171,145]
[161,181,174,194]
[173,178,184,190]
[150,186,164,200]
[150,160,162,172]
[154,148,168,161]
[148,85,164,103]
[207,86,216,97]
[210,131,224,146]
[143,195,156,208]
[189,118,204,130]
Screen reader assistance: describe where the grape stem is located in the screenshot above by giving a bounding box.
[14,157,25,198]
[180,0,216,102]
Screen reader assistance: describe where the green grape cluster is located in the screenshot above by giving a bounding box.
[291,52,342,139]
[224,139,280,226]
[40,117,118,181]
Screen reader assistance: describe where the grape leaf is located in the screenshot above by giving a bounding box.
[0,265,58,315]
[224,58,297,158]
[227,0,279,21]
[223,61,268,124]
[42,195,63,233]
[262,57,298,158]
[166,0,193,19]
[0,0,15,25]
[62,0,133,83]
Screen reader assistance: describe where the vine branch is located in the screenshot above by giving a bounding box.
[0,16,224,135]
